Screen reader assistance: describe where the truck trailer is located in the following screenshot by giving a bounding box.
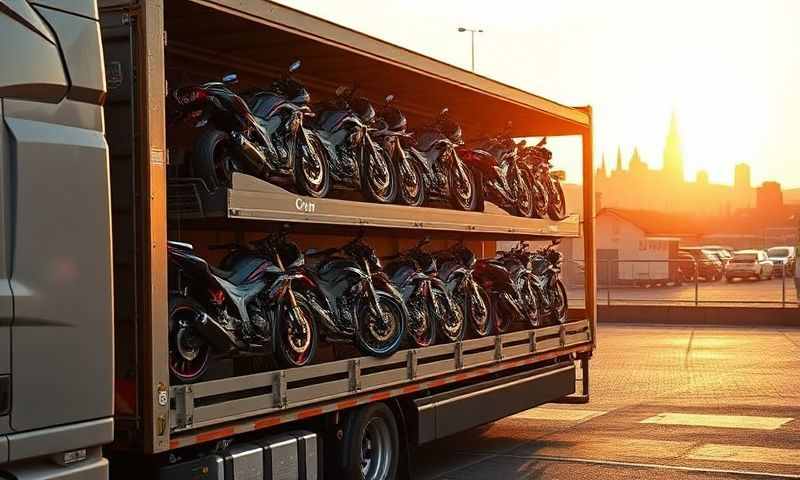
[0,1,596,479]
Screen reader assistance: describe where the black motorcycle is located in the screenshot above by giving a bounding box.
[433,241,493,338]
[494,243,543,328]
[459,124,535,218]
[245,60,331,197]
[166,237,320,382]
[304,235,407,356]
[384,239,465,345]
[170,68,327,196]
[372,95,425,206]
[519,138,566,220]
[529,240,568,324]
[473,252,528,334]
[408,108,483,211]
[310,86,399,204]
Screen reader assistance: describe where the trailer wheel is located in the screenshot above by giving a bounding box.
[341,403,400,480]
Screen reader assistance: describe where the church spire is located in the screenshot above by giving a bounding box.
[598,153,607,177]
[663,111,684,181]
[615,146,623,172]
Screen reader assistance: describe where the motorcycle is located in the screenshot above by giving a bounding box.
[458,124,535,218]
[432,241,493,338]
[519,137,566,220]
[170,68,327,196]
[310,85,399,204]
[408,108,483,211]
[384,238,466,346]
[166,236,320,383]
[473,251,529,334]
[529,240,568,324]
[304,234,407,356]
[494,243,543,328]
[372,95,425,206]
[245,60,331,197]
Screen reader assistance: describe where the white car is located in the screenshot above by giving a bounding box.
[726,250,774,281]
[767,246,796,277]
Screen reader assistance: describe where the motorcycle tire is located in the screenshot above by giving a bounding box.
[356,291,405,357]
[448,164,483,212]
[431,285,465,343]
[460,283,492,338]
[194,129,235,192]
[492,293,518,334]
[547,178,567,220]
[406,294,436,347]
[275,292,319,368]
[294,133,331,198]
[168,295,212,384]
[550,279,568,325]
[362,146,399,204]
[397,154,426,207]
[530,174,550,219]
[515,171,536,218]
[522,280,543,328]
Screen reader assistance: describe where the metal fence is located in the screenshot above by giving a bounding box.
[563,258,799,308]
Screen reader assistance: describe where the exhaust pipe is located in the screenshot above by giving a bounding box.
[230,132,268,174]
[195,312,241,354]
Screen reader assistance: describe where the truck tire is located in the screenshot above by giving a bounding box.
[341,403,400,480]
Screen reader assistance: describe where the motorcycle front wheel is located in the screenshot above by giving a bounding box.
[397,154,426,207]
[294,132,331,198]
[194,129,236,192]
[276,293,319,368]
[169,295,212,384]
[515,171,535,218]
[530,173,550,219]
[547,178,567,220]
[550,279,568,324]
[431,286,465,343]
[456,283,492,338]
[362,146,399,204]
[356,291,405,357]
[406,293,436,347]
[448,163,483,212]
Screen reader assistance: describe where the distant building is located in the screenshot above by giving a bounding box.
[757,181,784,213]
[662,111,685,182]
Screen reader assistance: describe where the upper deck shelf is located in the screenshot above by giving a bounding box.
[169,173,580,239]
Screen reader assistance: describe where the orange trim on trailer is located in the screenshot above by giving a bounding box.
[170,342,593,449]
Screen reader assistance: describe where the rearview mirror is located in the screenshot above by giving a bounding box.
[222,73,238,85]
[385,94,395,104]
[289,60,301,73]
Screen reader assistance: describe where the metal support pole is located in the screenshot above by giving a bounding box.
[470,30,475,72]
[782,267,786,308]
[607,259,611,306]
[694,259,700,307]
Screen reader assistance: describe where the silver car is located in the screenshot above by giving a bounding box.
[767,246,797,277]
[726,250,774,281]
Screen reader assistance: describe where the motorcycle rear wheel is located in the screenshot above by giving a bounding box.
[431,286,465,343]
[448,164,483,212]
[515,171,535,218]
[547,178,567,220]
[194,129,235,192]
[294,133,331,198]
[168,295,212,384]
[461,283,492,338]
[276,293,319,368]
[356,291,405,357]
[362,146,399,204]
[530,174,550,219]
[550,280,568,325]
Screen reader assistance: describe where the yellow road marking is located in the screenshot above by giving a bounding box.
[688,444,800,466]
[512,407,607,422]
[640,413,794,430]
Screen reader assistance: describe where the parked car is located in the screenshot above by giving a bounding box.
[726,250,774,281]
[679,248,724,281]
[702,246,733,268]
[767,246,796,277]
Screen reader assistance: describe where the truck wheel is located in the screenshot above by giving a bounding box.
[341,403,400,480]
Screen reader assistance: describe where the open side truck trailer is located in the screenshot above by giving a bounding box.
[0,1,596,479]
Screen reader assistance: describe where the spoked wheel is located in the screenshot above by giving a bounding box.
[194,129,236,192]
[356,291,405,357]
[168,296,212,384]
[363,145,399,204]
[493,293,517,334]
[547,177,567,220]
[460,283,492,338]
[406,294,436,347]
[340,403,400,480]
[515,171,535,218]
[550,279,568,325]
[530,173,550,218]
[431,286,465,343]
[397,154,425,207]
[276,293,318,368]
[448,160,482,211]
[523,281,543,328]
[294,132,331,198]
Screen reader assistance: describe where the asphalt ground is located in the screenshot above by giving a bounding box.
[413,324,800,479]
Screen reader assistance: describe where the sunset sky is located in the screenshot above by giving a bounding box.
[277,0,800,188]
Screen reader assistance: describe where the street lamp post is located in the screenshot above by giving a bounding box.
[457,27,483,72]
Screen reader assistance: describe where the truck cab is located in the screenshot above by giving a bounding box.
[1,1,112,478]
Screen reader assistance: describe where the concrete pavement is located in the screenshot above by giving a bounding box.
[413,324,800,479]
